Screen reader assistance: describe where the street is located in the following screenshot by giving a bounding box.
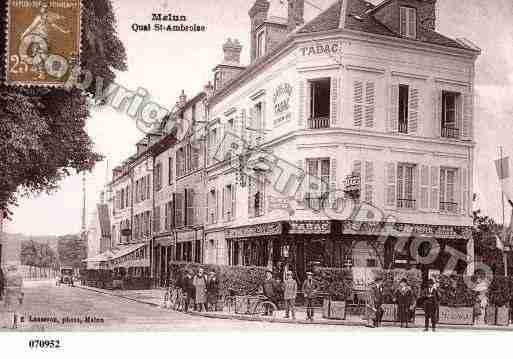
[0,280,421,332]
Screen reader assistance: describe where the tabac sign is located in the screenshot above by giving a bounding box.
[6,0,82,87]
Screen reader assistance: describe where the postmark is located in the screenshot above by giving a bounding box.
[5,0,81,87]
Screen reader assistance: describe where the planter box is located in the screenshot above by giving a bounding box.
[322,299,346,320]
[381,304,398,322]
[438,306,474,325]
[497,306,510,326]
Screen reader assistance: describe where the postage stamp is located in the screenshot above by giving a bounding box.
[5,0,81,87]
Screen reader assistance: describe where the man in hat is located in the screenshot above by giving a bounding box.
[261,270,280,316]
[421,279,439,331]
[302,271,317,321]
[366,275,384,328]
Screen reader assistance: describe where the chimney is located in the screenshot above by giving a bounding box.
[287,0,304,32]
[418,0,437,31]
[223,38,242,64]
[249,0,270,62]
[179,89,187,108]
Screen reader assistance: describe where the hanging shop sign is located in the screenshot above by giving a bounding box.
[225,222,283,239]
[273,83,293,125]
[289,220,332,235]
[344,174,361,193]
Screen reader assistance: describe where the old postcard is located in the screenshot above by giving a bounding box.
[1,0,513,355]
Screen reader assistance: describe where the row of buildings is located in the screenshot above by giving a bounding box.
[86,0,481,287]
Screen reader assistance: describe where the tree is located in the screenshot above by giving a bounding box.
[0,0,127,216]
[20,239,60,278]
[57,234,87,268]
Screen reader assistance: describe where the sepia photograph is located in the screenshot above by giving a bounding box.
[1,0,513,356]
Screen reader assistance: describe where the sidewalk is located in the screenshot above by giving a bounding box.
[76,284,513,331]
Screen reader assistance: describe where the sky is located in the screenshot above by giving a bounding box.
[5,0,513,235]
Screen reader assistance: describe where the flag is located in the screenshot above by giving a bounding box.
[495,156,513,208]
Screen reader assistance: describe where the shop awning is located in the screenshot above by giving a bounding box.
[108,243,149,268]
[110,243,146,260]
[83,250,114,263]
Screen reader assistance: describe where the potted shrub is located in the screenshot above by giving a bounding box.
[315,267,352,320]
[437,275,476,325]
[487,276,511,326]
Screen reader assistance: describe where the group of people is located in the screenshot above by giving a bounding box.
[165,268,219,312]
[366,276,439,331]
[261,270,318,321]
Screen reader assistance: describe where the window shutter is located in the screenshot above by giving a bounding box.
[430,166,440,211]
[353,80,363,127]
[330,157,337,205]
[364,161,374,204]
[241,109,247,143]
[296,160,304,204]
[461,168,469,215]
[232,184,237,219]
[352,160,362,176]
[248,178,255,218]
[205,192,210,223]
[400,7,407,36]
[388,85,399,132]
[414,165,420,210]
[408,87,419,134]
[298,79,306,127]
[249,107,256,147]
[331,76,339,126]
[462,93,473,139]
[365,81,375,128]
[408,7,416,38]
[434,89,442,138]
[261,101,267,143]
[420,165,430,210]
[222,186,226,221]
[385,162,396,208]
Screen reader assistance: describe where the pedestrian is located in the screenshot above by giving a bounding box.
[283,271,297,320]
[206,271,219,312]
[366,275,384,328]
[394,278,414,328]
[421,279,439,332]
[2,263,24,329]
[302,271,317,321]
[183,271,195,312]
[193,268,207,312]
[261,270,280,316]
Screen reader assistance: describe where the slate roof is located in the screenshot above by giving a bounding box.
[298,0,474,51]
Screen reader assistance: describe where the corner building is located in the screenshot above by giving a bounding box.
[205,0,480,285]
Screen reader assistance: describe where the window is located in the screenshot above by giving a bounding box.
[223,184,236,221]
[153,206,160,233]
[256,29,265,58]
[398,84,409,133]
[155,163,162,191]
[177,148,186,177]
[309,78,331,128]
[208,128,218,164]
[397,163,416,209]
[146,175,151,199]
[248,174,265,218]
[305,158,330,210]
[175,193,184,228]
[164,201,173,231]
[168,157,174,185]
[400,6,416,38]
[191,142,200,171]
[186,188,195,226]
[208,189,217,224]
[442,91,461,138]
[440,168,458,212]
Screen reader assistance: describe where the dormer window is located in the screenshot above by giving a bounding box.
[256,29,265,58]
[400,6,416,39]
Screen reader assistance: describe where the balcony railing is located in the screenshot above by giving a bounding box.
[441,127,459,139]
[397,198,416,209]
[440,202,459,213]
[305,193,330,211]
[398,121,408,134]
[308,117,330,129]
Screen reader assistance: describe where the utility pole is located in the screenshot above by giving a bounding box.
[498,146,508,276]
